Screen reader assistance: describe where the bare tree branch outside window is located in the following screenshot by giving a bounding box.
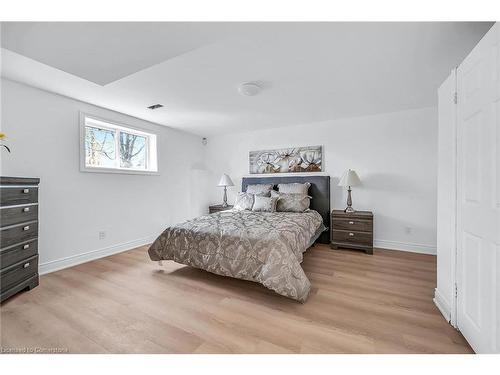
[120,132,146,168]
[85,126,115,167]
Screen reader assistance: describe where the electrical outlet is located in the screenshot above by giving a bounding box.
[98,231,106,240]
[405,226,412,235]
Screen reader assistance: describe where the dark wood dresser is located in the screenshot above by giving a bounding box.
[208,204,234,214]
[331,210,373,254]
[0,176,40,303]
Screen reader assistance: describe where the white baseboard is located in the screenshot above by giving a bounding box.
[39,236,156,275]
[433,288,452,323]
[374,239,436,255]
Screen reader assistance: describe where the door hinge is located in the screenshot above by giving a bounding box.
[453,92,458,104]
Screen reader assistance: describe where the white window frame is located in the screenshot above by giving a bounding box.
[79,112,159,175]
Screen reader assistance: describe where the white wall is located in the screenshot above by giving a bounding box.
[204,107,438,254]
[0,79,206,273]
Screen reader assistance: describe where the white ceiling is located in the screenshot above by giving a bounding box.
[1,22,252,85]
[1,22,494,136]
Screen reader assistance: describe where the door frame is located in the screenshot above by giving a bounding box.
[435,68,459,328]
[450,67,458,328]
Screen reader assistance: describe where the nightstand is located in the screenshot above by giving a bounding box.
[330,210,373,254]
[208,204,234,214]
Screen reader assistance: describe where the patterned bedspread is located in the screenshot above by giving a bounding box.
[148,209,325,302]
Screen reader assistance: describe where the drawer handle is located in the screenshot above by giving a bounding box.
[23,225,30,231]
[23,188,30,194]
[349,221,354,225]
[23,207,30,212]
[349,232,355,236]
[23,244,30,249]
[23,262,30,268]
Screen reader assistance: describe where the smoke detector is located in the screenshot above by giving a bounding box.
[238,82,261,96]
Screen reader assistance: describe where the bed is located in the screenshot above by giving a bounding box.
[148,176,330,302]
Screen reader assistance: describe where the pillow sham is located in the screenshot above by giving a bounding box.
[277,182,311,195]
[251,195,279,212]
[246,184,273,196]
[270,190,311,212]
[233,192,255,211]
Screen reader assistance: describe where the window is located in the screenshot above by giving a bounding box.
[80,114,158,174]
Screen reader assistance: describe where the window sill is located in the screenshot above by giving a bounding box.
[80,167,159,176]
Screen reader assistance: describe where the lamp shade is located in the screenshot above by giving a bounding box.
[217,174,234,187]
[338,169,361,187]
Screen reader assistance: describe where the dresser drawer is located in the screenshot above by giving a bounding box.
[0,221,38,249]
[0,240,38,270]
[332,229,372,245]
[0,187,38,206]
[0,204,38,227]
[332,217,372,232]
[0,255,38,293]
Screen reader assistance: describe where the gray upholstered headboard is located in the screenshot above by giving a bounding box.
[241,175,330,244]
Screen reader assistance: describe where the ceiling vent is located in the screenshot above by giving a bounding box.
[147,104,163,110]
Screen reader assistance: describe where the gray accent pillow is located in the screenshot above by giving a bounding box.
[246,184,273,197]
[252,195,279,212]
[271,190,311,212]
[234,192,255,211]
[277,182,311,195]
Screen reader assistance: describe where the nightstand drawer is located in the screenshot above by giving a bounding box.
[209,205,233,214]
[332,229,372,245]
[332,218,372,232]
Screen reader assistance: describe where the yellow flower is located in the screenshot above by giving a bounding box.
[0,133,6,140]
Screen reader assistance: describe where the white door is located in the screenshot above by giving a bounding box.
[456,22,499,354]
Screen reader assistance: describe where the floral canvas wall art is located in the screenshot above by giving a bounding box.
[249,145,322,174]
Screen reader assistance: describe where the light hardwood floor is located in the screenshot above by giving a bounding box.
[0,244,472,354]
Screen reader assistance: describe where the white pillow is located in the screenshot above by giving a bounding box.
[234,192,254,210]
[278,182,311,195]
[246,184,273,196]
[251,195,279,212]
